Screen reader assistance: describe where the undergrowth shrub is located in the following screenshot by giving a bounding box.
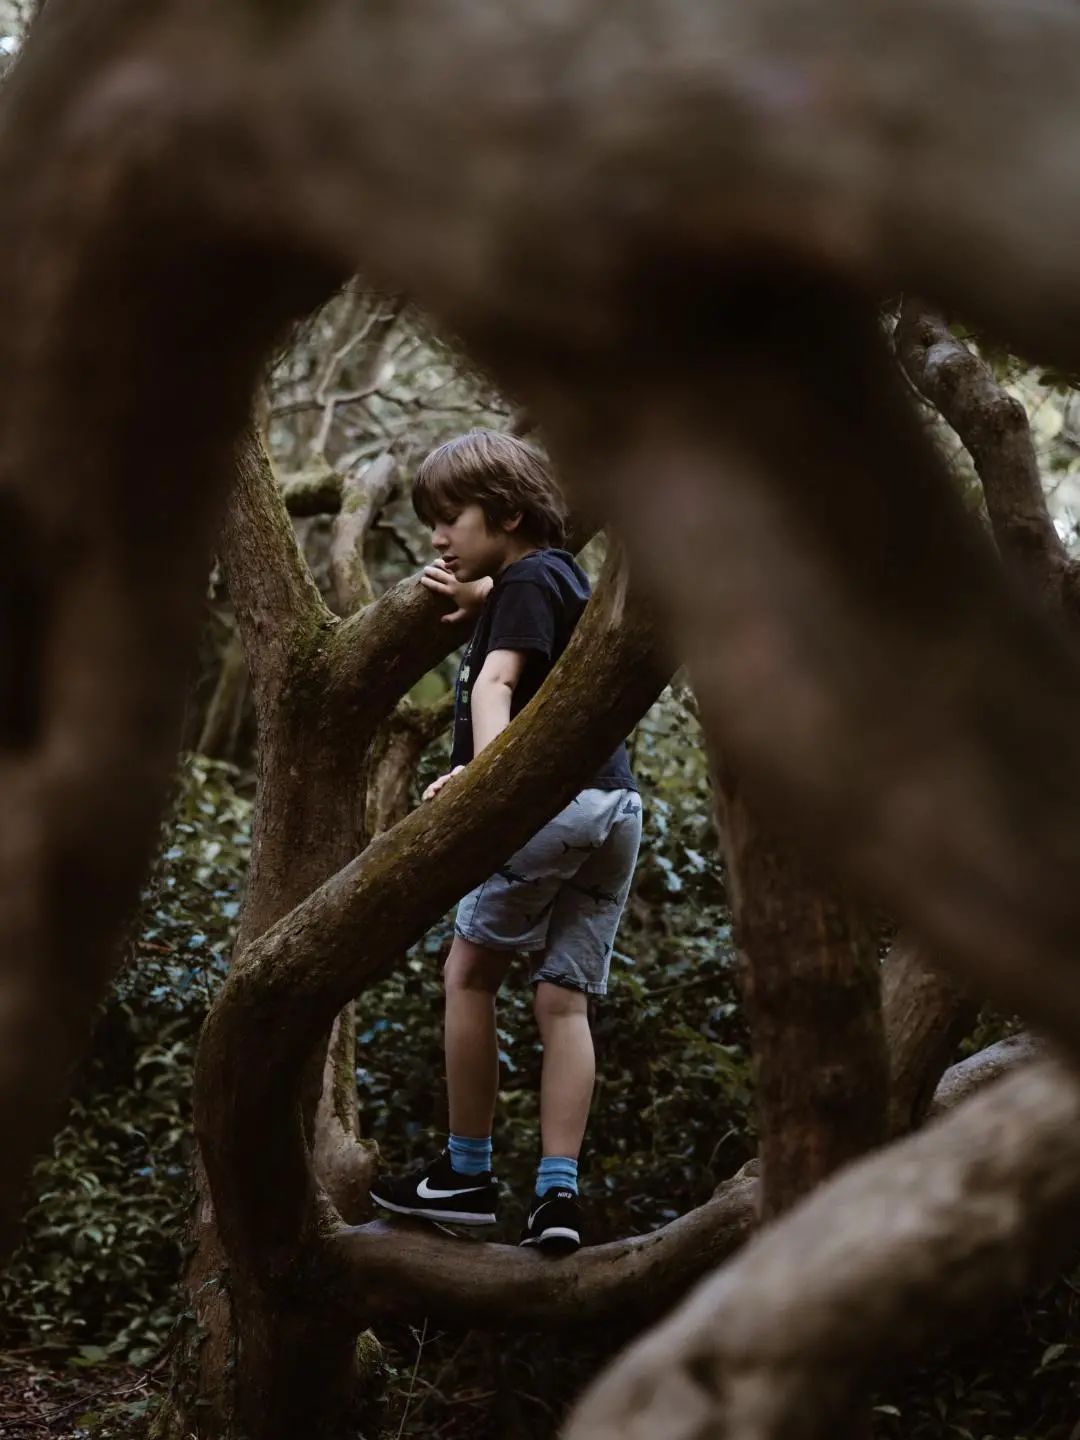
[0,758,250,1365]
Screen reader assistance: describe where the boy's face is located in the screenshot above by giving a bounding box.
[429,502,515,580]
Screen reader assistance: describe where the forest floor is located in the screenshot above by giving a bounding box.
[0,1355,162,1440]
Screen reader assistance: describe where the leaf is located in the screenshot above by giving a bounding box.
[72,1344,109,1366]
[1039,1342,1068,1368]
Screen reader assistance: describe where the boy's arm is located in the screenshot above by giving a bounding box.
[421,647,526,802]
[471,648,527,753]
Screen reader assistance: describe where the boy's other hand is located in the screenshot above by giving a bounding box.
[422,766,466,802]
[420,559,493,623]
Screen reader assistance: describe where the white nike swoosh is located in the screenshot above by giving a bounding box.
[416,1177,487,1200]
[528,1194,575,1225]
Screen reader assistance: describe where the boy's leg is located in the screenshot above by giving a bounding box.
[368,939,513,1227]
[533,980,594,1159]
[524,789,641,1224]
[444,934,515,1139]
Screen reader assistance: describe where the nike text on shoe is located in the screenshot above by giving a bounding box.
[370,1151,498,1226]
[519,1188,582,1255]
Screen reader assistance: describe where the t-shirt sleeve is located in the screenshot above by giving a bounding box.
[486,580,557,659]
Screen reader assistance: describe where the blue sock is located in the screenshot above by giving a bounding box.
[448,1133,492,1175]
[536,1155,578,1198]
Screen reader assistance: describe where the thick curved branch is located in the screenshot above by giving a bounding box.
[107,0,1080,378]
[883,932,978,1136]
[526,280,1080,1066]
[324,574,475,729]
[566,1057,1080,1440]
[196,550,671,1263]
[326,1168,760,1332]
[23,0,1080,384]
[896,301,1080,619]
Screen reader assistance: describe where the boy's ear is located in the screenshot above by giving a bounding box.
[502,511,524,533]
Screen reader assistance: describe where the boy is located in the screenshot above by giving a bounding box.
[369,429,641,1255]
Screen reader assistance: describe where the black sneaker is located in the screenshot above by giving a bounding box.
[519,1188,582,1254]
[370,1152,498,1226]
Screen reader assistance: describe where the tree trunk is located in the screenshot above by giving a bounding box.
[717,772,888,1220]
[713,694,889,1440]
[722,779,887,1435]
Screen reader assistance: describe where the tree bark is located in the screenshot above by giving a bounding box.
[280,463,344,518]
[312,1005,378,1224]
[716,772,887,1220]
[882,932,979,1136]
[0,4,337,1253]
[173,425,465,1434]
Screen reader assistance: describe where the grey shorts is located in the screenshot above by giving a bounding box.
[455,787,642,996]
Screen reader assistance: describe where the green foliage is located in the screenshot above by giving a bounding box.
[874,1259,1080,1439]
[0,757,250,1366]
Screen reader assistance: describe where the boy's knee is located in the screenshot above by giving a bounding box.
[533,979,588,1027]
[444,941,508,995]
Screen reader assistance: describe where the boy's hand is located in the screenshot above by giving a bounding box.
[420,559,493,623]
[422,766,466,802]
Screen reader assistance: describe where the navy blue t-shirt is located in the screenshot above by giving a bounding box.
[450,549,637,791]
